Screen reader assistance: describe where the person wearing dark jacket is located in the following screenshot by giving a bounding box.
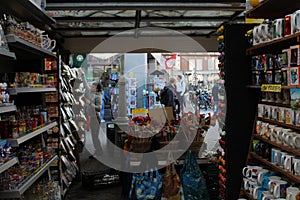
[161,77,177,117]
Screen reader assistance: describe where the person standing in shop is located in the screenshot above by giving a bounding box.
[160,77,177,118]
[79,69,103,158]
[176,75,186,114]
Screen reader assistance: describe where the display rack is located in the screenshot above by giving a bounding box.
[0,2,60,199]
[0,105,16,114]
[0,48,16,60]
[0,157,18,174]
[246,0,300,19]
[8,87,57,95]
[0,155,59,199]
[242,1,300,199]
[250,152,300,183]
[7,121,58,147]
[0,0,56,30]
[6,34,56,59]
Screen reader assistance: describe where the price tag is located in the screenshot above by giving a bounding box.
[261,84,281,93]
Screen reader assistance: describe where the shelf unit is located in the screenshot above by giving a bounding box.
[246,0,300,19]
[0,105,17,114]
[250,152,300,183]
[8,87,57,95]
[6,34,56,59]
[253,134,300,157]
[0,48,16,60]
[0,2,61,199]
[0,155,59,199]
[7,121,58,147]
[0,0,56,30]
[0,157,18,174]
[257,117,300,131]
[242,1,300,199]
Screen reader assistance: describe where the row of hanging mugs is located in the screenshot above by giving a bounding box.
[252,10,300,45]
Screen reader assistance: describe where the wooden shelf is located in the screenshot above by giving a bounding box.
[0,48,16,60]
[250,152,300,183]
[259,101,291,108]
[6,34,56,59]
[254,134,300,157]
[246,32,300,55]
[0,0,56,30]
[257,117,300,131]
[246,0,300,19]
[0,155,58,199]
[0,157,18,174]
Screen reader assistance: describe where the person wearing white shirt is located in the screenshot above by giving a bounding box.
[176,75,186,114]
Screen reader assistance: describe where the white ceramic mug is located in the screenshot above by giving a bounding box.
[257,169,270,185]
[272,180,287,198]
[253,26,261,45]
[293,157,300,175]
[253,185,262,199]
[281,129,293,146]
[274,127,283,144]
[286,186,300,200]
[293,9,300,33]
[285,108,294,125]
[280,151,289,168]
[283,154,295,172]
[271,148,281,166]
[269,125,277,142]
[41,34,56,51]
[292,134,300,149]
[274,18,285,38]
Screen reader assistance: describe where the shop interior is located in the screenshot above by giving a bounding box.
[0,0,300,200]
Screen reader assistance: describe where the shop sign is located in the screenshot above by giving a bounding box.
[132,108,148,116]
[261,84,281,92]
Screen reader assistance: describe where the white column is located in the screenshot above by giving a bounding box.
[115,68,129,131]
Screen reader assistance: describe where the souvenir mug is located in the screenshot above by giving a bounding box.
[257,169,270,185]
[292,9,300,34]
[253,185,262,200]
[286,186,300,200]
[262,191,275,200]
[292,134,300,149]
[262,175,281,190]
[285,14,292,36]
[41,34,56,51]
[280,151,289,168]
[258,22,273,42]
[293,157,300,175]
[272,180,287,198]
[273,18,285,39]
[253,26,261,45]
[243,165,263,180]
[271,148,281,166]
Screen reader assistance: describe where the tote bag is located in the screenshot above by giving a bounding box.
[180,151,209,200]
[129,168,163,200]
[161,154,184,200]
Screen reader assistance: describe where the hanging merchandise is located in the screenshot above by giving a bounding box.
[129,168,163,200]
[180,150,209,200]
[161,153,184,200]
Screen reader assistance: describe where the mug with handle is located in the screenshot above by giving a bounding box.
[293,157,300,175]
[41,34,56,51]
[286,186,300,200]
[293,9,300,33]
[272,180,287,198]
[273,18,285,39]
[292,134,300,149]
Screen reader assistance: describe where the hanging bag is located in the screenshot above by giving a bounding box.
[162,153,185,200]
[129,168,163,200]
[180,151,209,200]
